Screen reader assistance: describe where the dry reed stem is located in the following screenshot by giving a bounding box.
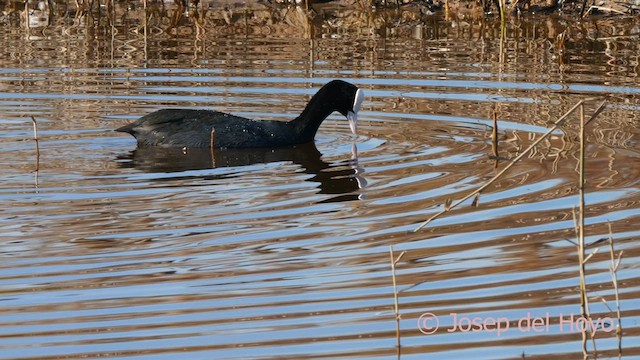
[584,101,607,128]
[577,103,592,357]
[30,116,40,173]
[583,5,627,17]
[414,99,587,232]
[576,102,612,357]
[582,247,600,264]
[492,110,499,163]
[143,0,149,61]
[24,1,29,34]
[571,208,588,357]
[210,129,216,165]
[389,246,405,351]
[500,0,507,22]
[607,223,623,356]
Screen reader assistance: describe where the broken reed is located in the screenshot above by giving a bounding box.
[414,99,597,232]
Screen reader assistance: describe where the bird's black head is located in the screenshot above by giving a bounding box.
[293,80,365,140]
[319,80,364,135]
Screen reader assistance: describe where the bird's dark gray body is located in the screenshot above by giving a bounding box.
[115,80,364,149]
[117,109,300,148]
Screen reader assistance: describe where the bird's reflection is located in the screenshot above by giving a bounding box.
[116,142,366,202]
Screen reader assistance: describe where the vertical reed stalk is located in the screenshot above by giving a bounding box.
[607,223,623,356]
[210,129,216,166]
[31,116,40,186]
[31,116,40,163]
[143,0,148,61]
[24,0,30,35]
[577,103,591,357]
[492,110,499,166]
[573,101,606,356]
[499,0,507,22]
[389,246,405,353]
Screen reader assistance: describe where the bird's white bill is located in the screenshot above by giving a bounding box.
[353,88,364,113]
[347,111,358,135]
[348,88,364,135]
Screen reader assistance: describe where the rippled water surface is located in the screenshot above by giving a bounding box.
[1,2,639,359]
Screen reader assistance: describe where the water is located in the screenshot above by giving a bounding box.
[1,2,639,359]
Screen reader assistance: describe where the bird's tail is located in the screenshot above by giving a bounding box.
[115,123,136,134]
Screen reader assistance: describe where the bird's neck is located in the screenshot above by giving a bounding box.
[290,89,335,141]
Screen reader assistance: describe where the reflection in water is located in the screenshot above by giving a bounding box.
[117,142,367,201]
[26,1,50,29]
[0,2,639,360]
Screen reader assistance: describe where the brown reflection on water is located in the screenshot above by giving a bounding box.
[3,2,639,131]
[0,1,639,360]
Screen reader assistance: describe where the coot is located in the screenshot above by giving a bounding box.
[115,80,364,148]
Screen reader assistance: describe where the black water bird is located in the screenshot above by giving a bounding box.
[115,80,364,149]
